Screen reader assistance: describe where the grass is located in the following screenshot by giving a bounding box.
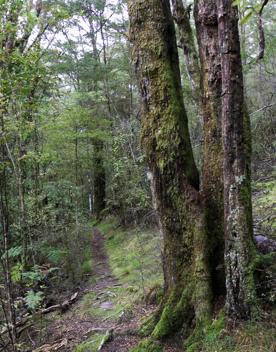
[98,218,162,294]
[198,321,276,352]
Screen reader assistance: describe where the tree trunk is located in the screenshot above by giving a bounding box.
[94,140,106,219]
[86,7,107,219]
[171,0,201,102]
[217,0,256,320]
[128,0,212,345]
[194,0,225,297]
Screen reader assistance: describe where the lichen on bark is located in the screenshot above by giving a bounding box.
[217,0,256,319]
[128,0,212,346]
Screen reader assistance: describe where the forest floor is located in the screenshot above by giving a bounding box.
[31,225,179,352]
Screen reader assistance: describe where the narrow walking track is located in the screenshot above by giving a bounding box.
[34,229,142,351]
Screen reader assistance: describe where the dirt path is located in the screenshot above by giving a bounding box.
[34,228,142,352]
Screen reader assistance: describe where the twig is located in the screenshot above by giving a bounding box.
[98,329,113,351]
[249,102,276,116]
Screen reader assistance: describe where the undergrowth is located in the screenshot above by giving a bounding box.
[192,319,276,352]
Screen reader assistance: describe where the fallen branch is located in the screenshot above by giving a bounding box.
[0,292,79,337]
[98,329,114,351]
[33,338,68,352]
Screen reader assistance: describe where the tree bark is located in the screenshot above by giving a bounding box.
[128,0,212,344]
[171,0,201,102]
[217,0,256,320]
[194,0,225,297]
[87,9,107,219]
[94,140,106,219]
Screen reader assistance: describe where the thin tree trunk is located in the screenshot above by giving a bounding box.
[0,128,17,350]
[128,0,212,345]
[194,0,225,297]
[93,140,106,219]
[171,0,201,102]
[217,0,256,320]
[88,11,107,218]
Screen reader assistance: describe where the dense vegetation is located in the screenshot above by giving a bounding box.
[0,0,275,351]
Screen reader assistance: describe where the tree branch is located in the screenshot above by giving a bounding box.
[257,0,269,61]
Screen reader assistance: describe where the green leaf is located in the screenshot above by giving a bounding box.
[232,0,241,6]
[11,263,23,283]
[1,246,23,259]
[240,9,253,25]
[24,290,44,310]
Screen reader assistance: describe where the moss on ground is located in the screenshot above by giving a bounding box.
[75,333,105,352]
[99,217,162,298]
[181,309,275,352]
[130,338,163,352]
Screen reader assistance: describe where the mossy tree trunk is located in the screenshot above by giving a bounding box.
[217,0,256,320]
[171,0,201,103]
[128,0,212,342]
[194,0,225,298]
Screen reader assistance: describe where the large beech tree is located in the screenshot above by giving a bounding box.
[128,0,256,348]
[128,0,212,346]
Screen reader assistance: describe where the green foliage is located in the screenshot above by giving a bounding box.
[24,290,44,311]
[81,260,93,276]
[100,220,162,293]
[131,339,163,352]
[0,1,274,351]
[232,0,266,25]
[184,313,225,351]
[253,179,276,239]
[11,263,23,283]
[22,265,44,286]
[188,320,276,352]
[47,248,68,265]
[2,246,23,259]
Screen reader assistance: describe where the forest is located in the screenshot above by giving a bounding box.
[0,0,275,351]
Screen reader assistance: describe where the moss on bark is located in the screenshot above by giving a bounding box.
[194,0,225,299]
[217,0,256,319]
[128,0,212,347]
